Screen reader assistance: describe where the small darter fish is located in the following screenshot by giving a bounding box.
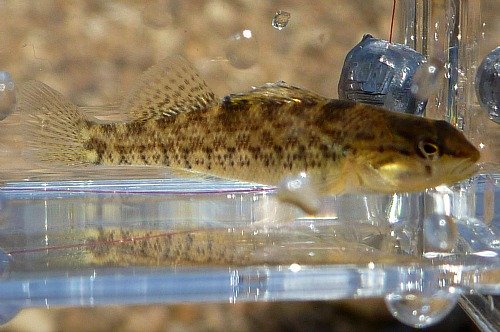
[18,57,480,211]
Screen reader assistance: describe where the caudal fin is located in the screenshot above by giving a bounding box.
[17,81,91,165]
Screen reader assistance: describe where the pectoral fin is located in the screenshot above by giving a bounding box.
[276,174,321,215]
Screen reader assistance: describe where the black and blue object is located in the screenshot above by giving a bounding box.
[338,34,427,115]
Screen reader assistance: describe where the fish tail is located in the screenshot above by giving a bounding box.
[18,81,92,165]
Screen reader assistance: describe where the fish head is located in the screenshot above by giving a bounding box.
[357,115,480,193]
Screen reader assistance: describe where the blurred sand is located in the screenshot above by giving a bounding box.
[0,301,475,332]
[0,0,395,105]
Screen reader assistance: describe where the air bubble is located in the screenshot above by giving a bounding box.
[475,47,499,124]
[0,71,16,121]
[385,291,459,328]
[423,214,457,252]
[272,10,291,30]
[224,29,259,69]
[411,58,445,101]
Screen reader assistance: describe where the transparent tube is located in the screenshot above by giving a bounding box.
[395,0,482,128]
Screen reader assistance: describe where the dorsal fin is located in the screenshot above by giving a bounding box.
[121,56,218,121]
[222,81,327,107]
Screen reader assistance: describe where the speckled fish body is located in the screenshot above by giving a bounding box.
[18,57,480,196]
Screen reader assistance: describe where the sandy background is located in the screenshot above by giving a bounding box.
[0,0,497,331]
[0,1,395,105]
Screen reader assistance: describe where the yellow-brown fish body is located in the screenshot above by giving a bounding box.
[83,84,351,192]
[18,57,480,197]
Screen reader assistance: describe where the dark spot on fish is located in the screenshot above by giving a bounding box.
[318,144,334,160]
[101,124,117,135]
[396,147,412,156]
[334,98,358,108]
[140,152,148,164]
[343,144,356,155]
[260,101,282,119]
[355,132,375,141]
[85,137,107,164]
[297,145,306,158]
[425,165,432,175]
[325,128,344,141]
[105,152,113,162]
[260,130,273,145]
[273,145,283,155]
[221,95,248,112]
[321,99,356,113]
[301,97,319,107]
[119,155,129,165]
[377,144,413,157]
[125,122,146,136]
[162,154,170,166]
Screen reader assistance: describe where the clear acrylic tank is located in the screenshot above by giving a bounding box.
[0,0,498,329]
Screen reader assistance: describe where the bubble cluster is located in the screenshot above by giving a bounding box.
[475,47,499,124]
[272,10,291,30]
[224,29,259,69]
[0,71,16,121]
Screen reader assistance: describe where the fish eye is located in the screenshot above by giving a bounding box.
[418,140,440,159]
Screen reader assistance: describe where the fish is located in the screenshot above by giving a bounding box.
[17,56,480,211]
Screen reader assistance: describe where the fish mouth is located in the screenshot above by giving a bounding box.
[403,159,478,191]
[445,157,479,182]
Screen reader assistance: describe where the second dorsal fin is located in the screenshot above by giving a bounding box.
[222,81,327,107]
[121,56,218,121]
